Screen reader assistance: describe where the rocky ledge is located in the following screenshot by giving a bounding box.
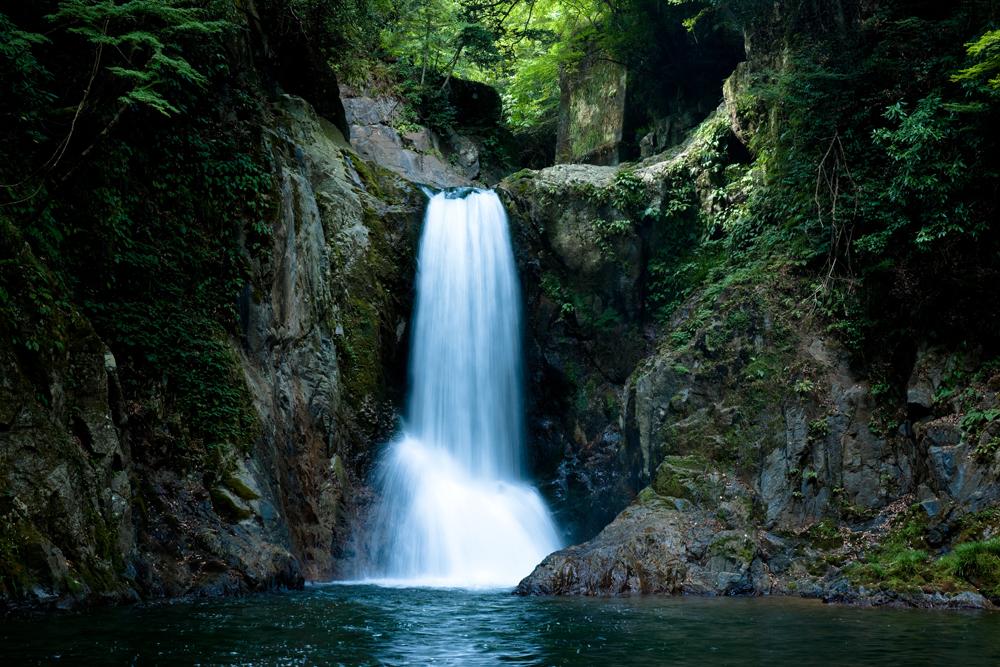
[517,457,996,610]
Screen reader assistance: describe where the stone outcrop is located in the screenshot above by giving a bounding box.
[500,112,745,543]
[0,296,135,602]
[500,165,649,543]
[556,43,628,166]
[340,86,503,188]
[518,309,1000,609]
[232,95,422,581]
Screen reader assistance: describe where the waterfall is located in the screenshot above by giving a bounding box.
[368,188,561,588]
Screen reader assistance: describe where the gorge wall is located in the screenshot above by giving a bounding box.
[0,92,429,605]
[5,0,1000,614]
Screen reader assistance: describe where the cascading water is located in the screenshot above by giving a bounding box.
[368,188,561,588]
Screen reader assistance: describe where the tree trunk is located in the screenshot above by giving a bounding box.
[440,44,464,91]
[420,8,430,85]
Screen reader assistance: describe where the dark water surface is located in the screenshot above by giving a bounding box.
[3,585,1000,666]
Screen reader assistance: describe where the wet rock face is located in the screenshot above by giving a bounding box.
[350,123,470,188]
[518,454,998,609]
[500,165,652,543]
[499,131,1000,604]
[556,42,628,166]
[516,248,1000,606]
[235,95,423,581]
[499,122,752,543]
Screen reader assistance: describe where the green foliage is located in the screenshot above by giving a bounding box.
[260,0,386,66]
[67,117,269,451]
[591,218,632,264]
[960,407,1000,434]
[48,0,226,115]
[954,29,1000,88]
[641,0,1000,383]
[808,418,828,441]
[951,537,1000,597]
[0,14,53,157]
[844,506,1000,600]
[794,379,815,395]
[594,306,623,333]
[389,59,460,133]
[860,96,987,252]
[379,0,507,87]
[610,169,646,215]
[807,518,842,550]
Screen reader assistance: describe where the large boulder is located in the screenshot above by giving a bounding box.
[516,457,768,596]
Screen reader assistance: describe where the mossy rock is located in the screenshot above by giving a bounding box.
[708,532,758,566]
[210,487,252,523]
[222,473,260,502]
[808,518,844,551]
[651,456,715,503]
[635,486,660,505]
[633,486,679,512]
[65,577,86,595]
[74,563,118,594]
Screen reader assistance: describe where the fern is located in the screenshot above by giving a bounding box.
[48,0,227,115]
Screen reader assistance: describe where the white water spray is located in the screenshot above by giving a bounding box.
[368,188,561,588]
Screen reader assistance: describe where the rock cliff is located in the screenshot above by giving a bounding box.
[0,95,423,607]
[506,104,1000,609]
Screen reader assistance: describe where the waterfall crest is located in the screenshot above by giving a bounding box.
[368,188,561,588]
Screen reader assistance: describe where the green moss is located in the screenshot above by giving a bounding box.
[807,519,843,551]
[0,519,39,598]
[952,508,1000,544]
[576,379,597,413]
[662,455,711,471]
[709,534,757,565]
[651,456,716,503]
[331,454,348,488]
[507,169,535,183]
[603,391,619,420]
[948,538,1000,600]
[87,512,117,561]
[74,565,117,594]
[842,507,979,597]
[210,488,252,523]
[594,306,623,333]
[223,474,260,502]
[349,155,385,200]
[725,309,752,336]
[635,486,659,505]
[339,294,382,408]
